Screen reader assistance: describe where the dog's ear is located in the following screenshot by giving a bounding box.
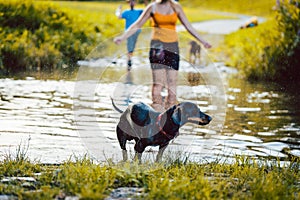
[171,107,182,125]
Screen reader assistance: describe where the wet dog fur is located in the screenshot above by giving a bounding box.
[111,99,212,162]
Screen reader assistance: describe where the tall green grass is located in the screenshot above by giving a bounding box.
[1,141,300,199]
[221,1,300,83]
[48,0,235,25]
[1,0,297,83]
[0,0,103,78]
[0,0,233,78]
[181,0,276,17]
[1,152,299,199]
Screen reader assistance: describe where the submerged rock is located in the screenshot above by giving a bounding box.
[0,195,18,200]
[105,187,145,200]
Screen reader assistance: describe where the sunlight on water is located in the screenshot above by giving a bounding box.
[0,68,299,164]
[1,28,300,163]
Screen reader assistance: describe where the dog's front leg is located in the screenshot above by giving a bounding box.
[134,152,142,163]
[117,126,129,162]
[134,140,146,163]
[156,144,168,162]
[122,150,128,161]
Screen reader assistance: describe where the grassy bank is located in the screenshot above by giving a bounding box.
[0,0,234,79]
[0,0,103,79]
[2,0,289,80]
[220,1,300,83]
[181,0,275,17]
[0,152,299,199]
[47,0,236,28]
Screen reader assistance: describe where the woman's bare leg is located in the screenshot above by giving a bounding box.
[165,68,178,109]
[151,68,166,112]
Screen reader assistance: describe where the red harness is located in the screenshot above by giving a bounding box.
[156,113,175,140]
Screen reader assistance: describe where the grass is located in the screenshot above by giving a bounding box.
[0,0,277,80]
[33,0,240,67]
[181,0,276,17]
[0,144,299,199]
[216,1,300,83]
[36,1,124,38]
[1,1,298,199]
[41,0,238,29]
[36,0,278,70]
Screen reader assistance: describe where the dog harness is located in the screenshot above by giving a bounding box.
[156,113,177,140]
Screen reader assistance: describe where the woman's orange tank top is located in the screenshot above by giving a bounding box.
[151,12,178,43]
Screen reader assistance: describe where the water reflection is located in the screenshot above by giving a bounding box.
[0,68,299,163]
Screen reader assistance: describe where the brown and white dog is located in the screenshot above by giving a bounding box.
[189,40,201,64]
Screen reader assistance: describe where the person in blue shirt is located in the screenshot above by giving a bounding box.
[116,0,143,70]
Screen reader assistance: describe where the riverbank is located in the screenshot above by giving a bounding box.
[0,152,299,199]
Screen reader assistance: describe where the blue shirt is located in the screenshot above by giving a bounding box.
[121,9,143,30]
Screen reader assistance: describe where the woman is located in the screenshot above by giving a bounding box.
[114,0,211,112]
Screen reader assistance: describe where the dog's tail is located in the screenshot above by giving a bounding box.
[110,97,124,113]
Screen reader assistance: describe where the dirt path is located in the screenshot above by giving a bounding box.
[178,10,265,34]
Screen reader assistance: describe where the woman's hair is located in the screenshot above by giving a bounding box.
[154,0,178,14]
[156,0,169,4]
[156,0,178,5]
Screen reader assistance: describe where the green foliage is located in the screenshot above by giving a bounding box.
[223,20,279,80]
[223,0,300,83]
[271,1,300,83]
[0,138,39,177]
[0,151,300,199]
[48,1,126,37]
[54,157,116,198]
[0,0,101,77]
[181,0,276,17]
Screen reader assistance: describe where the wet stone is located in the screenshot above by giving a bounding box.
[1,177,36,183]
[21,182,36,190]
[105,187,145,200]
[0,195,18,200]
[1,177,37,191]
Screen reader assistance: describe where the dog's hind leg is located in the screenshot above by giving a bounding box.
[117,126,128,161]
[156,143,168,162]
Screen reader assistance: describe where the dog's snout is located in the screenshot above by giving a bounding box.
[207,115,212,122]
[200,114,212,125]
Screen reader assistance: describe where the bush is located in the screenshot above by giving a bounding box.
[271,1,300,83]
[223,0,300,84]
[0,0,101,77]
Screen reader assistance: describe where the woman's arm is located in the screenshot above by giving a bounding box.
[114,3,153,45]
[175,3,212,48]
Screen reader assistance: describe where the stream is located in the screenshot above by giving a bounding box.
[0,62,299,164]
[0,15,299,164]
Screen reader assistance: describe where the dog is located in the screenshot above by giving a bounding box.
[189,40,201,64]
[111,98,212,162]
[240,16,258,29]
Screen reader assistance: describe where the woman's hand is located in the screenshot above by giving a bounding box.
[203,42,212,49]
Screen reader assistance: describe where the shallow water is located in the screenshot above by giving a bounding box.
[1,15,298,164]
[0,62,299,164]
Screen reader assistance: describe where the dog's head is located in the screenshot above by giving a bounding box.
[171,102,212,126]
